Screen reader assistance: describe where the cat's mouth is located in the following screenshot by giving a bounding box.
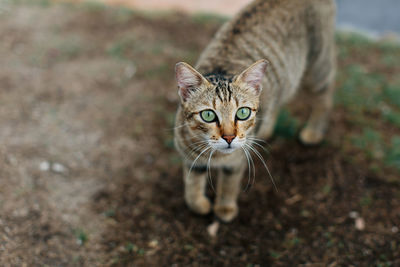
[209,139,242,154]
[218,145,238,154]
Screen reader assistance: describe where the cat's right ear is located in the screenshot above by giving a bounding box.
[175,62,209,102]
[234,59,269,95]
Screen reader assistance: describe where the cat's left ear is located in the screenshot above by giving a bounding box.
[234,59,269,95]
[175,62,209,102]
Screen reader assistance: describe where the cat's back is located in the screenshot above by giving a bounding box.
[196,0,336,78]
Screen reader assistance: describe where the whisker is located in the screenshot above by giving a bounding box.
[184,134,208,142]
[247,136,272,149]
[186,139,209,149]
[187,146,212,181]
[186,144,208,160]
[247,136,267,144]
[247,140,269,154]
[188,140,209,149]
[244,143,278,192]
[247,146,256,190]
[164,123,190,131]
[241,146,253,192]
[207,149,216,193]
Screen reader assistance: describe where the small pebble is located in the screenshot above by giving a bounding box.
[148,240,158,248]
[355,217,365,231]
[52,163,66,173]
[349,211,359,219]
[39,161,50,171]
[207,221,220,238]
[285,194,302,205]
[124,64,136,79]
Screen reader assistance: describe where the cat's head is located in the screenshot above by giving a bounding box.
[175,59,268,154]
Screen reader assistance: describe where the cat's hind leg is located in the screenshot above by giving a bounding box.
[299,79,335,145]
[300,33,336,145]
[183,164,211,215]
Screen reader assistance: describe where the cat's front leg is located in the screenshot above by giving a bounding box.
[214,163,246,222]
[183,164,211,215]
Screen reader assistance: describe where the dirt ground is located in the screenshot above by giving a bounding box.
[0,1,399,266]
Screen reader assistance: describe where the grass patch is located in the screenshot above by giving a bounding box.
[360,194,373,207]
[106,36,136,60]
[336,31,373,48]
[74,229,88,246]
[382,109,400,129]
[125,242,135,253]
[383,82,400,108]
[385,137,400,169]
[352,128,384,160]
[191,12,228,25]
[335,64,384,112]
[269,250,281,259]
[81,0,107,12]
[273,109,299,139]
[351,128,400,171]
[6,0,51,7]
[336,32,400,174]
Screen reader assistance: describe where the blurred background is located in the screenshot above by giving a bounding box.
[68,0,400,36]
[0,0,399,266]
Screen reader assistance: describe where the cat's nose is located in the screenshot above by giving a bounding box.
[222,135,236,144]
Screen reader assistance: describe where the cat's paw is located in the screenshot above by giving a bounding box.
[299,127,324,145]
[214,204,238,222]
[186,196,211,215]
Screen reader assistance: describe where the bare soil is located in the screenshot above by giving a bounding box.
[0,2,399,266]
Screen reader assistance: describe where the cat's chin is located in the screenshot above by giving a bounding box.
[217,147,238,154]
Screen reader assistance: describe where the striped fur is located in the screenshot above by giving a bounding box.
[174,0,336,222]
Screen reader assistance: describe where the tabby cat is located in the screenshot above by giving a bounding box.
[174,0,336,222]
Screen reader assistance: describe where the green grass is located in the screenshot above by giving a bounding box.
[385,137,400,169]
[350,128,400,171]
[125,242,136,253]
[6,0,51,7]
[269,33,400,174]
[335,64,384,113]
[124,242,144,255]
[273,109,299,139]
[191,12,228,25]
[74,229,88,246]
[352,128,384,159]
[383,82,400,108]
[383,109,400,129]
[336,32,372,48]
[269,250,281,259]
[106,36,136,60]
[360,193,373,207]
[81,0,107,12]
[336,31,400,55]
[273,32,400,173]
[335,32,400,173]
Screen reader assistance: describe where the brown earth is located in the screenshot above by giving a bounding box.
[0,2,399,266]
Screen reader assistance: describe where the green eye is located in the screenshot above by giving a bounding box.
[236,107,251,120]
[200,110,217,123]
